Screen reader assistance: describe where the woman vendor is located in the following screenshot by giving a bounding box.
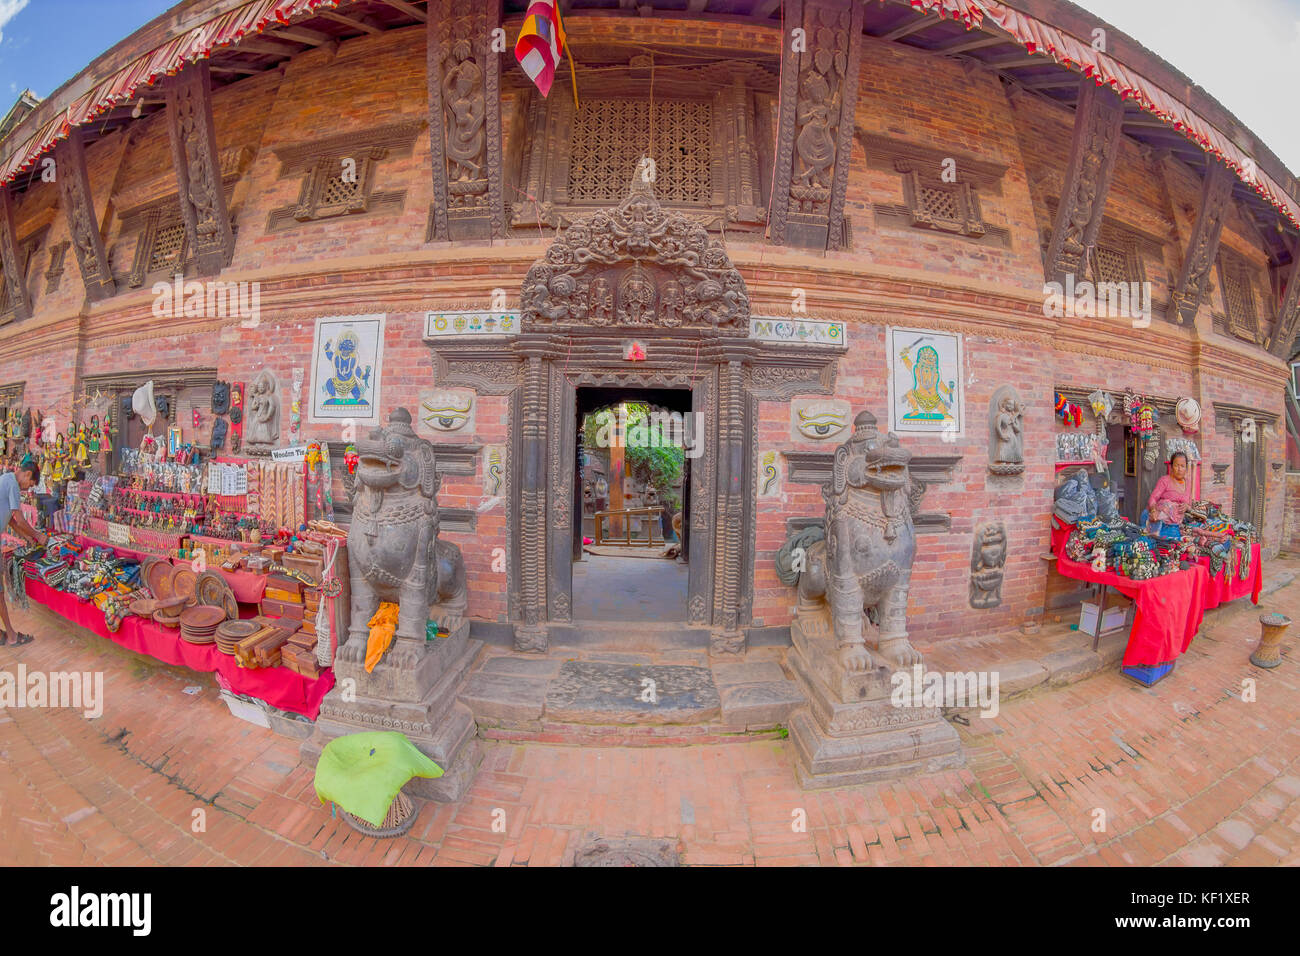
[1145,451,1191,536]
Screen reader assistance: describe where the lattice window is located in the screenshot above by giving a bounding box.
[148,222,187,273]
[1221,261,1259,342]
[292,154,379,222]
[319,173,364,213]
[567,98,713,205]
[898,167,985,238]
[1091,244,1131,284]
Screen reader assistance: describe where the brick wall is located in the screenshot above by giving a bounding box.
[1,15,1289,640]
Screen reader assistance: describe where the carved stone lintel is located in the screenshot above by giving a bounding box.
[54,129,115,302]
[0,186,32,319]
[1044,81,1125,285]
[164,61,235,275]
[1169,159,1235,325]
[769,0,863,250]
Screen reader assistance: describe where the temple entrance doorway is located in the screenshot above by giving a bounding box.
[572,386,692,624]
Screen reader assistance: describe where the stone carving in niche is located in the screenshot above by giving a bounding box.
[969,522,1008,609]
[988,385,1025,476]
[418,388,474,434]
[244,369,281,455]
[1212,463,1229,485]
[521,161,750,334]
[791,398,850,441]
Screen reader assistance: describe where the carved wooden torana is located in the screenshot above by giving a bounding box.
[164,60,235,275]
[1169,158,1234,325]
[1044,81,1125,285]
[54,128,115,302]
[427,0,503,241]
[0,185,31,320]
[521,160,750,334]
[769,0,863,251]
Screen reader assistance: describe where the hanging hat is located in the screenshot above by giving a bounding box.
[132,381,157,427]
[1175,396,1201,433]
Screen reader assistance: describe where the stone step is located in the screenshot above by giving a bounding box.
[460,654,806,738]
[480,722,787,747]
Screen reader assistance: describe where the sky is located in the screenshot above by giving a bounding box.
[0,0,1298,173]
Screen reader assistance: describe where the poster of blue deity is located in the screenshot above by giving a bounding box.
[309,313,386,425]
[885,326,963,436]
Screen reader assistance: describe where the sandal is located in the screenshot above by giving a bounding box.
[9,633,32,646]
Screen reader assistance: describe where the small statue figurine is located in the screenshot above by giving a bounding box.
[988,385,1025,476]
[244,369,281,455]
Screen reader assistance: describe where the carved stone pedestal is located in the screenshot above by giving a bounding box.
[784,612,964,789]
[302,619,484,802]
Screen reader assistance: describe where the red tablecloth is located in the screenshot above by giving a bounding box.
[1198,544,1262,610]
[1052,523,1207,667]
[23,578,332,718]
[1051,520,1262,667]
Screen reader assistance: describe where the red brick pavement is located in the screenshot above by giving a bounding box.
[2,561,1298,866]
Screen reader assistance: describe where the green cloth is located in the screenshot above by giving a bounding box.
[313,732,443,827]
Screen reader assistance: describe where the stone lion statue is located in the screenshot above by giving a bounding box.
[775,410,925,673]
[339,408,468,663]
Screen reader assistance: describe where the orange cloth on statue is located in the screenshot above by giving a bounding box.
[365,602,400,674]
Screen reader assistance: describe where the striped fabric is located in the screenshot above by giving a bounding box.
[514,0,567,98]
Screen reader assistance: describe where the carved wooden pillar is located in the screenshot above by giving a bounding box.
[54,128,115,302]
[1267,248,1300,357]
[1169,158,1234,325]
[515,339,549,652]
[711,354,748,653]
[1044,81,1125,285]
[164,60,235,275]
[427,0,504,241]
[0,185,31,319]
[768,0,863,251]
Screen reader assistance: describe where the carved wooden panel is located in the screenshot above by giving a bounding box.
[1268,252,1300,357]
[164,61,235,275]
[1044,81,1125,285]
[1216,253,1261,344]
[267,122,420,233]
[54,128,115,302]
[43,241,69,294]
[1170,159,1235,325]
[511,60,776,234]
[427,0,503,241]
[520,167,750,335]
[769,0,863,250]
[0,186,31,321]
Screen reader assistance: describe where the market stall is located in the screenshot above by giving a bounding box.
[1050,389,1262,685]
[2,378,354,722]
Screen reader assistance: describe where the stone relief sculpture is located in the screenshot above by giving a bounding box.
[339,408,468,662]
[969,522,1008,609]
[988,385,1025,476]
[775,410,924,672]
[243,369,281,455]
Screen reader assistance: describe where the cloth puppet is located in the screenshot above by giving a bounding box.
[88,416,101,455]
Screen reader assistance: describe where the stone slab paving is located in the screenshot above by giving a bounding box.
[1,559,1298,866]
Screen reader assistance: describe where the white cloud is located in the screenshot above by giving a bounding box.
[1075,0,1300,174]
[0,0,30,46]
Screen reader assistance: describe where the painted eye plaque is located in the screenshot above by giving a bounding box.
[419,390,474,433]
[792,399,851,442]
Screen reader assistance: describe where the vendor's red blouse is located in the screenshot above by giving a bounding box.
[1148,475,1190,524]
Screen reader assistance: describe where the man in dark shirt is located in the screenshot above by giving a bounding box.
[1,460,47,646]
